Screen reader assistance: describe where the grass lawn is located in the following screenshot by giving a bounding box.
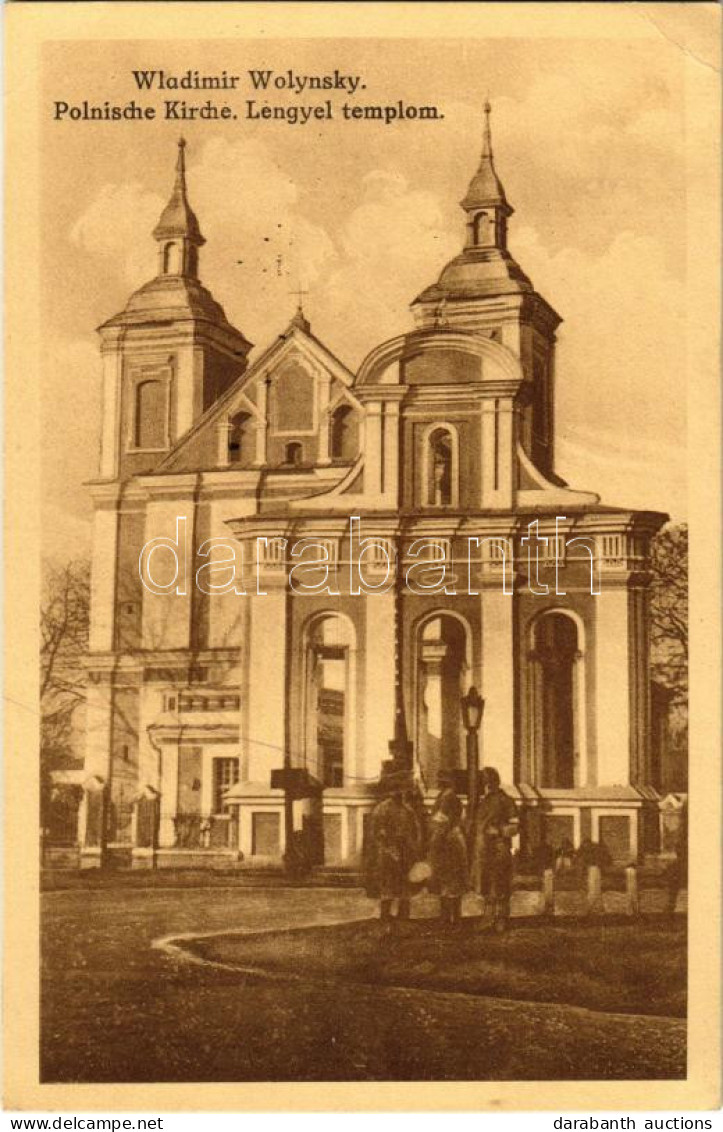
[42,889,686,1083]
[187,914,686,1019]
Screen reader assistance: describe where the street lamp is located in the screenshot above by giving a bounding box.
[461,685,485,829]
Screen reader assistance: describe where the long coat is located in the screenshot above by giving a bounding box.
[429,787,468,897]
[469,788,518,898]
[364,796,421,899]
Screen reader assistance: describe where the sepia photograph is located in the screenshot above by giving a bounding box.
[4,0,721,1114]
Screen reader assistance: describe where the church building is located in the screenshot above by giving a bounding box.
[81,112,666,870]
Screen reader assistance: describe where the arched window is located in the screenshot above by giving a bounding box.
[284,441,303,466]
[163,242,181,274]
[329,404,358,461]
[473,212,486,244]
[528,612,586,789]
[305,615,354,790]
[427,427,455,506]
[134,379,166,449]
[227,411,253,466]
[416,615,469,790]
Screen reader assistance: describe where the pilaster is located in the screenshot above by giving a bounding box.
[245,588,288,784]
[595,583,632,786]
[480,577,516,785]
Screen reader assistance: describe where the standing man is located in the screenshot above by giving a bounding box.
[429,769,468,926]
[364,769,421,926]
[469,766,519,932]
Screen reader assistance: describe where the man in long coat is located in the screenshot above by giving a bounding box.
[469,766,519,931]
[364,769,421,923]
[429,769,468,926]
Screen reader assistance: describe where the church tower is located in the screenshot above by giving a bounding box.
[412,104,560,477]
[96,139,252,482]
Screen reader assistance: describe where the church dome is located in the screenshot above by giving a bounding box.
[423,248,533,302]
[103,274,233,329]
[413,103,534,307]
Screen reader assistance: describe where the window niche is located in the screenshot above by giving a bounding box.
[329,403,358,462]
[227,410,254,466]
[133,378,168,451]
[425,425,458,507]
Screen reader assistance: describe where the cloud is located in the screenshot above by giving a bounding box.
[60,73,688,523]
[510,226,686,514]
[314,170,459,364]
[41,337,100,556]
[70,182,162,287]
[69,137,337,347]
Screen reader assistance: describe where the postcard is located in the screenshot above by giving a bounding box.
[4,1,721,1113]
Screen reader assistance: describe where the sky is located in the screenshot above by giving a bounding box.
[41,34,693,561]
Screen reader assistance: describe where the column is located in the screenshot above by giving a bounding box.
[245,588,287,784]
[363,591,396,783]
[317,374,332,465]
[480,582,516,785]
[254,379,269,466]
[480,398,515,509]
[216,421,232,467]
[383,400,400,503]
[158,742,179,847]
[88,502,119,653]
[595,585,632,785]
[572,649,589,787]
[99,343,123,479]
[364,402,383,500]
[175,347,199,438]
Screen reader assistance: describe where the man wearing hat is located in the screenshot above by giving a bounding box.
[364,768,421,924]
[469,766,519,931]
[429,769,468,926]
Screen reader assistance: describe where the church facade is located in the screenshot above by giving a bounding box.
[80,114,666,870]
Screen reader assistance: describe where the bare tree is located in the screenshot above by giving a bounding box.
[649,523,688,708]
[41,559,90,780]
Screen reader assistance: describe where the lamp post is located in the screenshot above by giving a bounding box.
[461,685,485,829]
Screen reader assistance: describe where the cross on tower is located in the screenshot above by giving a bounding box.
[288,282,311,332]
[289,282,309,311]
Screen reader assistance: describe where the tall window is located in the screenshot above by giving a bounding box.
[329,404,357,461]
[163,242,181,274]
[474,211,491,244]
[427,427,455,506]
[228,411,253,465]
[134,379,166,449]
[212,757,239,813]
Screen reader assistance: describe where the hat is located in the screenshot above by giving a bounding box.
[481,766,501,789]
[378,768,413,795]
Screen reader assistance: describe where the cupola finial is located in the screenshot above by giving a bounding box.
[482,99,493,158]
[288,280,311,334]
[153,138,205,278]
[176,137,187,186]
